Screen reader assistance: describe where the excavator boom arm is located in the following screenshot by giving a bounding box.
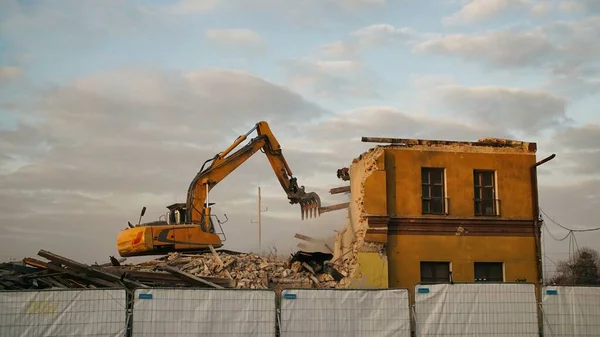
[186,121,321,224]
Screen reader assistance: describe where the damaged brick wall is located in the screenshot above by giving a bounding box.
[333,146,389,288]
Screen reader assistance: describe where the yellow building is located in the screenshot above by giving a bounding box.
[334,137,551,297]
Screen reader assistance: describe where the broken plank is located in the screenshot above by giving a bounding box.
[209,245,233,280]
[294,233,321,243]
[361,136,409,144]
[329,186,350,194]
[157,264,225,289]
[37,250,144,288]
[24,258,119,288]
[301,262,316,275]
[319,202,350,214]
[0,262,43,274]
[40,277,68,289]
[308,274,321,288]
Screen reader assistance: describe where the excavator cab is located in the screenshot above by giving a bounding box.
[116,204,228,257]
[163,203,226,236]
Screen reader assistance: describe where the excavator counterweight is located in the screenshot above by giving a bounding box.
[116,121,322,257]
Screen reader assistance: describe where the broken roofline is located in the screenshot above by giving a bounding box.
[361,136,537,153]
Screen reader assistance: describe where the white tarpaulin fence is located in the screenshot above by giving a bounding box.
[131,288,276,337]
[414,283,538,337]
[279,288,411,337]
[0,289,127,337]
[541,285,600,336]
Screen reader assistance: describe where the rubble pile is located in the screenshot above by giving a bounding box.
[0,249,347,291]
[123,250,346,289]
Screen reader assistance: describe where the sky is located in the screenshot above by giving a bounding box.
[0,0,599,277]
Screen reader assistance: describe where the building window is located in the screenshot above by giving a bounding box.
[473,170,499,216]
[421,167,447,215]
[474,262,504,282]
[420,261,450,283]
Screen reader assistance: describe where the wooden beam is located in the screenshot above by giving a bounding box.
[209,245,233,280]
[361,136,408,144]
[319,202,350,214]
[294,233,319,243]
[329,186,350,194]
[23,258,119,288]
[295,234,334,253]
[37,249,146,288]
[157,264,225,289]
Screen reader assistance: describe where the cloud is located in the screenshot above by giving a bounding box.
[443,0,532,25]
[205,28,266,51]
[282,59,381,100]
[545,73,600,99]
[431,84,569,134]
[351,24,414,47]
[0,67,333,261]
[306,106,500,142]
[414,28,554,68]
[219,0,387,27]
[0,66,22,80]
[559,0,600,14]
[319,41,359,58]
[0,0,157,51]
[157,0,221,14]
[414,16,600,75]
[295,23,413,96]
[556,124,600,150]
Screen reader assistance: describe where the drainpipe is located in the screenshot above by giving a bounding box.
[531,153,555,337]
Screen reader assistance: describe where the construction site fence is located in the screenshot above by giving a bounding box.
[279,288,412,337]
[2,285,600,336]
[0,288,127,337]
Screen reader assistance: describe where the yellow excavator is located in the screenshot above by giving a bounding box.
[116,121,322,257]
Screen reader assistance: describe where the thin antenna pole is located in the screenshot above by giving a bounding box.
[258,186,261,253]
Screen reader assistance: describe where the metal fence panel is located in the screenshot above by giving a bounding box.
[0,289,127,337]
[414,283,538,337]
[279,288,411,337]
[132,288,276,337]
[542,286,600,336]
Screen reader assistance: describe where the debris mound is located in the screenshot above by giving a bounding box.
[0,249,347,291]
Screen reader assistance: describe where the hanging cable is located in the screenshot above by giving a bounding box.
[542,222,571,242]
[540,208,600,232]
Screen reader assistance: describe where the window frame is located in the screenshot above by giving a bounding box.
[421,167,448,215]
[420,261,451,283]
[474,262,504,282]
[473,169,500,216]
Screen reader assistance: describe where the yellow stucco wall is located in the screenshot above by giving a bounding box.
[358,144,540,294]
[387,234,538,290]
[347,252,389,288]
[385,148,537,219]
[339,142,540,294]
